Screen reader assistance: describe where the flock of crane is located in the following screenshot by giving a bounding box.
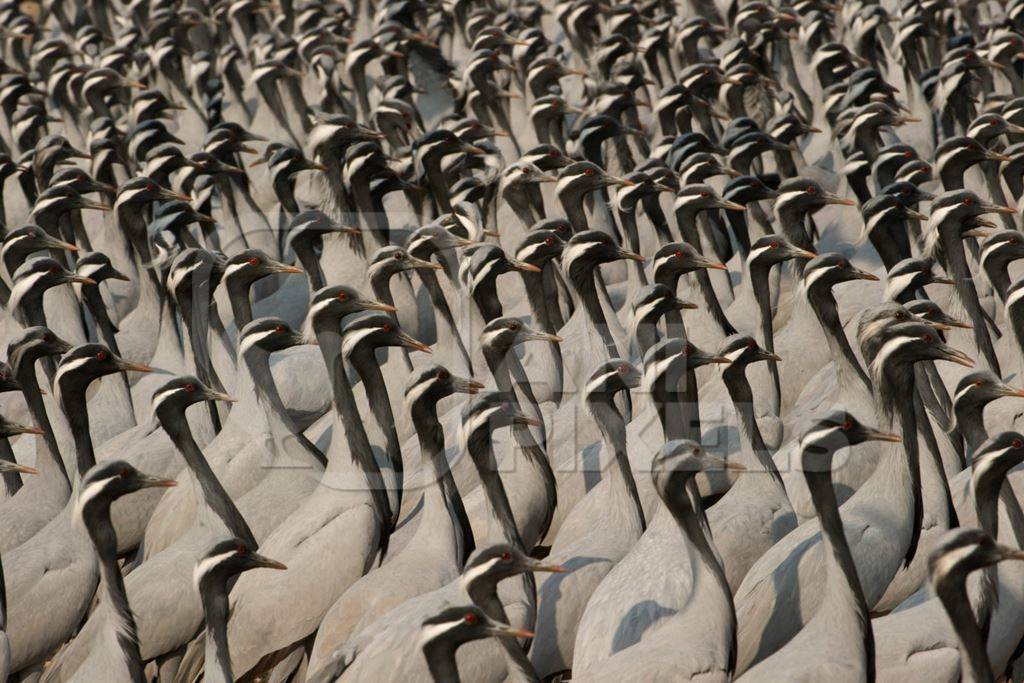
[0,0,1022,680]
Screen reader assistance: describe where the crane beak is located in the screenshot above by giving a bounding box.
[938,345,974,367]
[675,299,699,310]
[272,262,304,274]
[763,352,783,362]
[364,300,397,313]
[511,260,542,273]
[402,336,432,354]
[117,359,153,373]
[700,456,745,472]
[717,200,746,211]
[996,385,1024,398]
[932,276,956,285]
[904,209,928,221]
[69,275,97,286]
[984,203,1017,215]
[452,377,486,394]
[698,258,729,270]
[6,463,38,474]
[617,249,645,262]
[524,330,563,343]
[512,411,542,427]
[205,390,237,403]
[12,424,44,436]
[251,553,288,570]
[826,194,857,206]
[526,559,568,573]
[47,238,78,252]
[493,626,536,639]
[853,269,880,281]
[140,475,178,488]
[863,427,902,443]
[411,256,444,271]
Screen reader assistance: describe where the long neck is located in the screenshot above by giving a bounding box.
[350,346,402,485]
[315,325,391,539]
[468,435,524,549]
[567,263,620,358]
[411,398,473,564]
[751,264,782,414]
[803,456,874,677]
[202,589,234,683]
[589,395,646,531]
[225,281,254,329]
[160,410,255,546]
[722,365,786,487]
[86,509,146,682]
[957,404,990,454]
[807,286,872,392]
[423,642,461,683]
[878,369,924,566]
[664,475,736,664]
[938,578,995,683]
[62,387,95,479]
[12,353,68,484]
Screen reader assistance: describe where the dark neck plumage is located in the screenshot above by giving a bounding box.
[315,325,392,547]
[411,397,474,565]
[722,363,786,487]
[202,589,234,683]
[803,450,874,679]
[588,393,646,531]
[937,576,996,683]
[806,284,872,392]
[11,351,68,484]
[84,505,146,683]
[159,408,255,546]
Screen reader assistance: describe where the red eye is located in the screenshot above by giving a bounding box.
[544,237,553,246]
[500,551,511,561]
[922,334,933,342]
[382,323,392,332]
[48,266,58,274]
[895,311,906,319]
[1014,439,1023,449]
[146,182,156,192]
[1011,238,1018,244]
[682,345,692,356]
[584,168,594,176]
[974,379,985,387]
[746,339,756,348]
[964,197,973,205]
[700,191,709,198]
[236,544,249,555]
[394,252,404,260]
[119,467,131,478]
[464,612,477,624]
[617,364,627,373]
[769,241,779,249]
[806,186,815,194]
[693,446,701,454]
[275,325,284,333]
[185,383,195,392]
[43,334,53,342]
[248,257,258,266]
[337,291,348,300]
[842,419,852,430]
[838,260,848,268]
[548,150,559,157]
[96,351,107,360]
[903,151,912,157]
